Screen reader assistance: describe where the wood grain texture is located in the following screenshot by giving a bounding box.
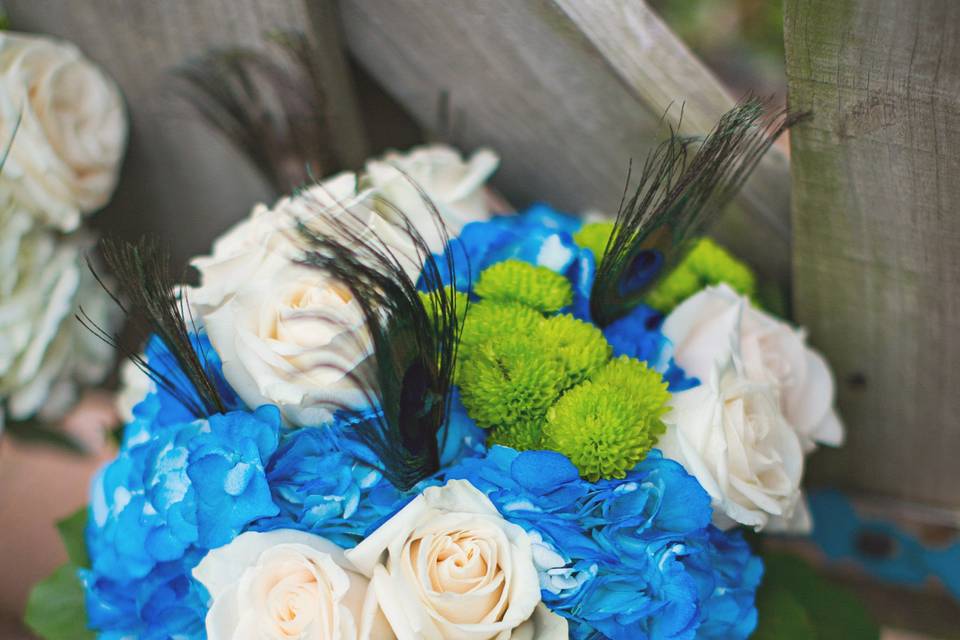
[3,0,358,269]
[338,0,794,284]
[785,0,960,506]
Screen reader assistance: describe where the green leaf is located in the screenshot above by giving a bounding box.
[57,508,89,568]
[754,584,817,639]
[5,419,87,455]
[24,563,94,640]
[755,552,880,640]
[751,586,817,640]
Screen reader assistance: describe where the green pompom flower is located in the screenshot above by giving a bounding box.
[458,336,563,430]
[541,314,611,389]
[458,300,544,357]
[645,237,757,313]
[474,260,573,313]
[419,287,469,329]
[488,420,544,451]
[573,221,615,260]
[543,356,670,481]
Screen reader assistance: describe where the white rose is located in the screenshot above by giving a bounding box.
[366,144,499,252]
[659,356,807,531]
[189,172,372,316]
[0,32,126,231]
[196,172,421,426]
[346,480,568,640]
[204,260,373,427]
[663,284,843,452]
[0,188,119,425]
[193,529,393,640]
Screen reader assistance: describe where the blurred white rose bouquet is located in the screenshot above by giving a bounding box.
[0,32,127,436]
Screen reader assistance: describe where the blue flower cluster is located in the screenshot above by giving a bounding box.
[80,339,426,638]
[252,411,404,547]
[82,336,272,638]
[80,207,763,639]
[441,446,762,639]
[434,204,697,390]
[254,389,485,547]
[82,403,281,639]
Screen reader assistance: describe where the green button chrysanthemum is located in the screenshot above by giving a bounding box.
[542,356,670,481]
[457,300,545,361]
[645,237,757,313]
[474,260,573,313]
[458,335,563,430]
[540,313,611,389]
[488,420,545,451]
[590,356,671,418]
[573,221,615,260]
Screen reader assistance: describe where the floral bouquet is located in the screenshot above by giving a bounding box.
[28,100,845,639]
[0,31,126,439]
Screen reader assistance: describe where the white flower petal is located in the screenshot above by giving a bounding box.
[193,529,384,640]
[659,285,844,532]
[346,480,547,640]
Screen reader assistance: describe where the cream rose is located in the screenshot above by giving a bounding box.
[659,357,807,531]
[196,172,422,426]
[188,172,372,316]
[346,480,567,640]
[366,144,500,252]
[193,529,393,640]
[0,190,119,426]
[0,32,126,231]
[663,284,844,452]
[204,260,373,427]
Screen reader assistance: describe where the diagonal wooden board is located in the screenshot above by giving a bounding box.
[339,0,794,285]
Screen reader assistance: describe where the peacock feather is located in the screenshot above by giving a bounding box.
[295,186,467,491]
[591,98,800,326]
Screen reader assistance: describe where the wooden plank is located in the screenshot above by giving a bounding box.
[338,0,794,285]
[3,0,364,269]
[302,0,369,169]
[785,0,960,506]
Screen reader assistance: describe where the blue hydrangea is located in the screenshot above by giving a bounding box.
[122,334,244,445]
[255,390,485,548]
[603,304,699,391]
[252,412,404,548]
[683,527,763,639]
[440,446,761,640]
[432,204,695,389]
[83,397,281,638]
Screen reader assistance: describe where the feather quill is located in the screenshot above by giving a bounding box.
[0,110,21,171]
[591,98,801,326]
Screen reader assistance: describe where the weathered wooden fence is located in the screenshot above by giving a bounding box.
[3,0,792,282]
